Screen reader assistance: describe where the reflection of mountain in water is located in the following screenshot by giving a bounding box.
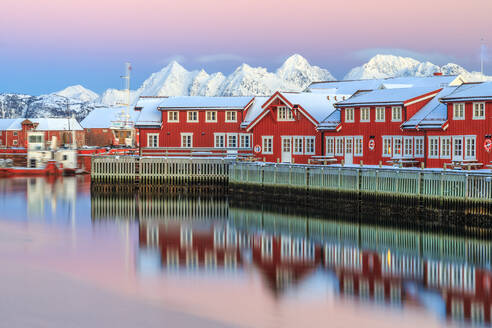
[91,191,492,325]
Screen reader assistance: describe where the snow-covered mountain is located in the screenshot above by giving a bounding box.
[99,54,335,105]
[53,85,99,103]
[345,54,492,81]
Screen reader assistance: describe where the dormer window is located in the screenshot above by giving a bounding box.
[277,106,294,121]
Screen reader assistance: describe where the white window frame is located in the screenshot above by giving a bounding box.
[375,107,385,122]
[147,133,159,148]
[354,136,363,157]
[464,135,476,160]
[181,133,193,148]
[262,136,273,154]
[453,103,465,120]
[415,136,424,158]
[360,107,370,122]
[239,133,252,149]
[214,133,225,148]
[391,106,402,122]
[205,111,217,123]
[440,136,451,159]
[428,136,439,159]
[403,137,413,158]
[345,108,354,123]
[325,136,334,156]
[335,137,344,156]
[168,111,179,122]
[382,136,392,157]
[227,133,238,148]
[305,136,315,155]
[187,111,198,123]
[393,136,403,158]
[225,111,237,123]
[473,102,485,120]
[293,136,304,155]
[277,106,294,121]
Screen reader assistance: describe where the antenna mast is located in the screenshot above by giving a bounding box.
[481,38,486,76]
[120,62,131,128]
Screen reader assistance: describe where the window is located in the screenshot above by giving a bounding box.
[415,137,424,157]
[214,133,225,148]
[345,108,354,123]
[393,137,402,158]
[391,106,402,122]
[187,111,198,122]
[147,133,159,148]
[453,103,465,120]
[471,302,484,323]
[305,137,315,154]
[360,107,370,122]
[473,103,485,119]
[277,106,294,121]
[382,137,392,157]
[262,136,273,154]
[168,111,179,122]
[465,136,476,160]
[293,136,303,154]
[325,137,334,156]
[13,132,18,137]
[354,136,363,156]
[440,137,451,159]
[335,137,344,156]
[28,135,43,143]
[225,111,237,122]
[181,133,193,148]
[376,107,385,122]
[206,111,217,122]
[13,140,17,145]
[239,134,251,148]
[227,133,238,148]
[451,299,464,321]
[428,136,439,158]
[403,137,413,157]
[453,137,463,160]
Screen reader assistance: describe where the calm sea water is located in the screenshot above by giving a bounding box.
[0,176,490,327]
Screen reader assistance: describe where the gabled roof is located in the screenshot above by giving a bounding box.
[134,97,166,128]
[306,79,384,95]
[241,96,269,129]
[317,110,341,131]
[157,96,254,110]
[335,86,442,107]
[81,106,139,129]
[440,82,492,102]
[401,87,458,130]
[0,118,84,131]
[246,92,337,131]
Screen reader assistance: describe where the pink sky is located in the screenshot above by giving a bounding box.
[1,0,491,94]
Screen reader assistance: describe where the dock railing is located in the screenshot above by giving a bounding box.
[229,162,492,202]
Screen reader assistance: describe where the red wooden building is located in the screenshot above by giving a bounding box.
[137,96,255,156]
[245,92,337,163]
[0,117,85,149]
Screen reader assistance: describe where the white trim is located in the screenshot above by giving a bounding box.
[261,94,291,112]
[345,108,354,123]
[147,133,159,148]
[403,136,413,158]
[292,136,304,155]
[452,103,465,120]
[186,111,199,123]
[354,136,363,157]
[360,107,370,123]
[239,133,252,149]
[335,137,344,156]
[167,111,179,122]
[375,106,385,122]
[305,136,315,155]
[246,110,269,132]
[392,136,402,158]
[261,136,273,154]
[391,106,402,122]
[277,106,295,121]
[472,102,485,120]
[226,133,238,148]
[225,111,237,123]
[325,136,334,156]
[404,92,439,106]
[428,136,439,159]
[382,136,392,157]
[414,136,424,158]
[440,136,451,159]
[464,135,476,160]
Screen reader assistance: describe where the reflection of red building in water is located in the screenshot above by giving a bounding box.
[251,234,322,292]
[139,222,246,270]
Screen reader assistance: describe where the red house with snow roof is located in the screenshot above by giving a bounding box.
[244,91,337,163]
[137,96,255,156]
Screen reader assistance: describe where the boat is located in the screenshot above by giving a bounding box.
[0,160,72,177]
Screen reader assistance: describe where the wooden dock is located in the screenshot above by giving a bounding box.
[229,162,492,202]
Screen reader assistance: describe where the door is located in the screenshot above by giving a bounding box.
[392,136,402,159]
[281,137,292,163]
[452,136,463,161]
[344,137,353,165]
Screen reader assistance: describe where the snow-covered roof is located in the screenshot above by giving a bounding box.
[81,106,139,129]
[134,97,166,127]
[336,86,442,107]
[307,79,383,95]
[279,92,338,123]
[0,118,84,131]
[241,96,269,128]
[440,82,492,102]
[158,96,254,110]
[317,110,341,131]
[401,87,458,130]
